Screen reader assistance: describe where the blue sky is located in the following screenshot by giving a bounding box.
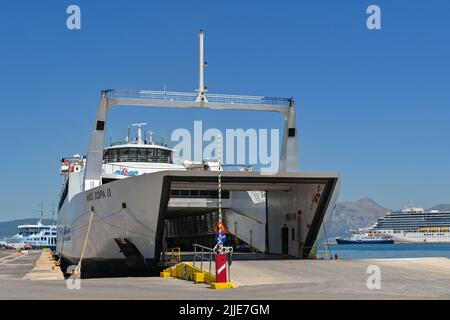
[0,0,449,220]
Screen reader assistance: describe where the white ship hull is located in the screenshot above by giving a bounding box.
[58,172,165,276]
[57,170,340,277]
[389,231,450,243]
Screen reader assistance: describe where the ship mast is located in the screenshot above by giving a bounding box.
[48,203,56,225]
[195,30,208,102]
[125,126,131,143]
[35,201,44,225]
[132,123,147,144]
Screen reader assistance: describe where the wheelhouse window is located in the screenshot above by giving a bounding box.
[118,148,129,162]
[104,147,172,164]
[138,148,147,162]
[128,148,138,160]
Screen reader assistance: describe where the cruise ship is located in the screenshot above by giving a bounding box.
[56,31,340,277]
[355,205,450,243]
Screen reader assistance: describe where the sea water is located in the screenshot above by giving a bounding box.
[325,243,450,259]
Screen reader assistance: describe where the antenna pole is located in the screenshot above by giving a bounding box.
[35,201,44,224]
[132,123,147,144]
[196,30,208,102]
[50,203,55,224]
[147,131,154,144]
[126,126,131,143]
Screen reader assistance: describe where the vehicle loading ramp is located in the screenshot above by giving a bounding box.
[154,170,340,262]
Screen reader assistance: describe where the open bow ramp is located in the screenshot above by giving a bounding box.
[159,170,339,260]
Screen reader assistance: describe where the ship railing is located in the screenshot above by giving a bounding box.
[180,162,254,171]
[221,164,253,171]
[192,244,215,274]
[103,156,258,172]
[106,89,292,107]
[103,155,172,164]
[109,140,169,147]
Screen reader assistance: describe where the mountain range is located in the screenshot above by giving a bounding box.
[327,198,389,238]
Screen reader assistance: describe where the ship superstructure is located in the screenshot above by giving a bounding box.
[7,220,57,250]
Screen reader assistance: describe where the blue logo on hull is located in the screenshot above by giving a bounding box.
[114,169,139,176]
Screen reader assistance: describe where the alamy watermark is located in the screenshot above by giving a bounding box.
[367,5,382,30]
[66,5,81,30]
[65,4,381,31]
[171,121,280,174]
[66,265,81,290]
[366,264,381,290]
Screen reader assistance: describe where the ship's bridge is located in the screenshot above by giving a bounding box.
[104,143,173,164]
[101,147,185,178]
[100,124,186,179]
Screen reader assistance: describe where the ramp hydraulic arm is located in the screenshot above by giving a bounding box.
[83,30,298,190]
[83,90,298,190]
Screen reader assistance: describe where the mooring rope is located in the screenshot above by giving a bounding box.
[75,208,94,274]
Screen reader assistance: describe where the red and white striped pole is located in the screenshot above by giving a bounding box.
[215,253,228,283]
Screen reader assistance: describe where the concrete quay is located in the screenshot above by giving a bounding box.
[1,249,450,299]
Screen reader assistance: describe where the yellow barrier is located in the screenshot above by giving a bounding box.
[194,272,204,284]
[161,262,238,290]
[211,282,237,290]
[160,271,171,277]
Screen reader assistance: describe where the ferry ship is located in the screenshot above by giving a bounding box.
[7,220,57,250]
[336,233,393,244]
[56,31,340,277]
[354,205,450,243]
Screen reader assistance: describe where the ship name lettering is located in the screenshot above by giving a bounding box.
[86,188,111,202]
